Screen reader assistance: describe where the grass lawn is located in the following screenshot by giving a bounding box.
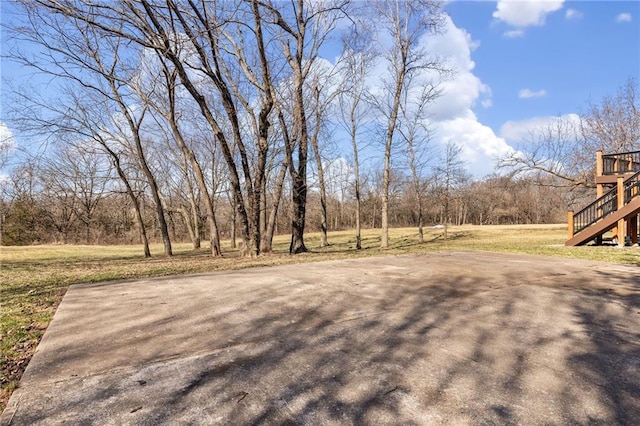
[1,224,639,410]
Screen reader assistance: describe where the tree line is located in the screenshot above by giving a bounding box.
[1,1,636,254]
[0,157,567,247]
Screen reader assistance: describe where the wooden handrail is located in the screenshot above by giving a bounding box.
[572,170,640,236]
[624,171,640,203]
[601,150,640,175]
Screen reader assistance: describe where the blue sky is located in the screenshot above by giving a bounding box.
[424,0,639,175]
[1,1,639,177]
[447,0,639,129]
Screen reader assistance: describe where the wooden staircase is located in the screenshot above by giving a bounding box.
[566,150,640,246]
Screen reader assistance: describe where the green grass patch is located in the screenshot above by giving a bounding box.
[1,224,639,410]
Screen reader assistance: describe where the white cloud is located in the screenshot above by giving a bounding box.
[493,0,564,27]
[0,122,17,170]
[518,88,547,99]
[503,29,525,38]
[0,122,17,151]
[437,115,514,176]
[565,8,583,20]
[334,14,512,177]
[426,16,493,121]
[616,13,632,23]
[423,16,513,176]
[499,114,580,143]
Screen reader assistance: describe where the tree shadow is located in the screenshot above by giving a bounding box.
[6,255,640,424]
[566,269,640,425]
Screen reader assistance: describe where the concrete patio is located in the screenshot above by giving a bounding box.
[2,251,639,425]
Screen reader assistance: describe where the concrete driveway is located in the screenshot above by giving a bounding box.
[2,251,639,425]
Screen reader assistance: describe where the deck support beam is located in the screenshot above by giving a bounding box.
[617,176,626,246]
[628,215,638,245]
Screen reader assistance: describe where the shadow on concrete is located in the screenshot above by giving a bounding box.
[567,269,640,425]
[3,253,640,425]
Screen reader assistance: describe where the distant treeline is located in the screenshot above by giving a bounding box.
[1,168,569,247]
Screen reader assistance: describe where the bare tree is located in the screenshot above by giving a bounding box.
[582,78,640,153]
[499,116,592,188]
[214,0,278,256]
[260,0,347,254]
[397,85,439,243]
[0,157,50,245]
[500,79,639,189]
[0,128,17,244]
[135,53,223,255]
[260,148,289,253]
[42,145,111,244]
[116,0,284,256]
[337,29,376,249]
[434,141,468,240]
[67,94,153,256]
[369,0,446,248]
[307,68,342,247]
[7,4,174,255]
[153,138,203,250]
[130,1,255,255]
[39,167,78,244]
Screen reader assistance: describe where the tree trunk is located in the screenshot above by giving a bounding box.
[112,155,150,257]
[261,179,267,235]
[108,72,172,255]
[418,200,424,243]
[161,67,221,256]
[261,155,289,253]
[179,207,198,249]
[381,148,392,248]
[173,138,221,257]
[129,132,171,256]
[230,205,237,249]
[289,95,309,253]
[208,212,222,256]
[381,63,406,248]
[289,173,308,254]
[444,194,449,240]
[183,159,201,250]
[310,87,328,247]
[144,159,172,256]
[279,100,308,255]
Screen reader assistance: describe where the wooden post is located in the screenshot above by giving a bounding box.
[596,149,604,197]
[634,184,640,244]
[617,176,626,246]
[567,210,574,240]
[617,176,625,208]
[629,215,638,245]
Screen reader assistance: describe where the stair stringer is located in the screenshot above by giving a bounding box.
[565,196,640,246]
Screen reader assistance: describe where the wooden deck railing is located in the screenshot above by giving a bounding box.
[572,186,618,235]
[602,150,640,175]
[624,171,640,203]
[571,170,640,236]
